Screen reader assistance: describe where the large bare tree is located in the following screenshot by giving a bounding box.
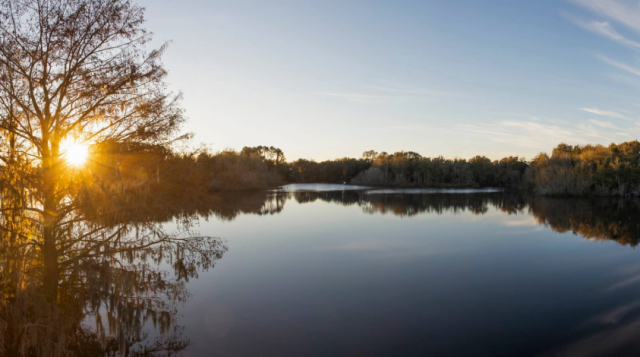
[0,0,188,299]
[0,1,224,355]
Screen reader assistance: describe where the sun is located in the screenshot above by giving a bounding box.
[61,141,89,166]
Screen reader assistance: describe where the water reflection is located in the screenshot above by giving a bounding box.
[185,188,640,357]
[0,197,227,356]
[207,189,640,247]
[4,186,640,356]
[543,302,640,357]
[529,198,640,247]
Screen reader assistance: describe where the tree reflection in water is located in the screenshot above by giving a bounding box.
[0,190,227,356]
[3,187,640,355]
[212,189,640,247]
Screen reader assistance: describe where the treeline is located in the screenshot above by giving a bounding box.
[101,140,640,196]
[89,143,286,197]
[350,151,527,187]
[525,141,640,196]
[289,141,640,196]
[236,147,528,188]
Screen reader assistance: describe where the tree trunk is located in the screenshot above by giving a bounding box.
[43,210,59,303]
[42,147,60,303]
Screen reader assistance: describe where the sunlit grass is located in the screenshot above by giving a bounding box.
[61,141,89,166]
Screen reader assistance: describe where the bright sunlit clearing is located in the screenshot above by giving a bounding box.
[61,141,89,166]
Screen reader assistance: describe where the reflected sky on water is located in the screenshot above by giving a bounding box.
[173,185,640,357]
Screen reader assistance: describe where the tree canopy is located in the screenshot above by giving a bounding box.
[0,1,223,355]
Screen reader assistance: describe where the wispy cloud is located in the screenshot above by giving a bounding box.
[318,92,400,104]
[583,300,640,326]
[458,118,636,155]
[542,314,640,357]
[366,85,448,97]
[597,55,640,77]
[319,84,447,104]
[387,125,440,133]
[549,300,640,357]
[488,111,540,120]
[581,107,628,119]
[590,119,618,129]
[569,16,640,48]
[458,121,573,151]
[605,273,640,292]
[570,0,640,34]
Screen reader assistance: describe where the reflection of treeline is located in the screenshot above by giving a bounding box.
[83,142,640,244]
[182,192,287,221]
[94,152,640,245]
[175,191,527,221]
[528,197,640,247]
[289,190,528,217]
[180,190,640,247]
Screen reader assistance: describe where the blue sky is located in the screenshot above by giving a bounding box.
[138,0,640,161]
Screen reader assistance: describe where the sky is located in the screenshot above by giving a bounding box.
[137,0,640,161]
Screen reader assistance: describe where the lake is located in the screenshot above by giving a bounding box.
[173,184,640,357]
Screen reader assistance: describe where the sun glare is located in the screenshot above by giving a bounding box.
[61,141,89,166]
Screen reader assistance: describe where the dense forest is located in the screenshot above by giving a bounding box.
[133,140,640,196]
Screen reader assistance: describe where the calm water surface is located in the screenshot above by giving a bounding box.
[174,184,640,357]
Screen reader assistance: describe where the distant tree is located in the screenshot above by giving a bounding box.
[241,146,286,167]
[362,150,378,162]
